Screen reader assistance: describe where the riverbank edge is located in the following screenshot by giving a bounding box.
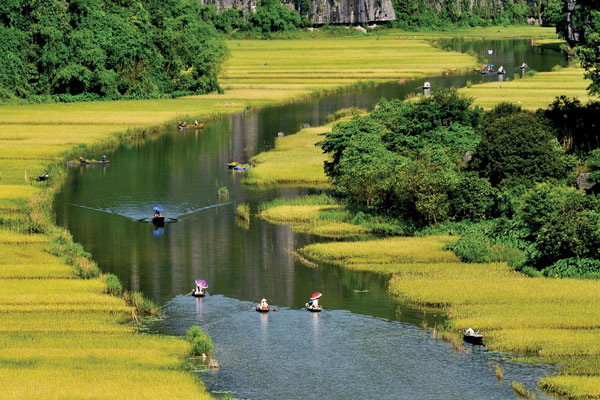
[0,28,551,398]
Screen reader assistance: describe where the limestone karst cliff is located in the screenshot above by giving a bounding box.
[198,0,396,25]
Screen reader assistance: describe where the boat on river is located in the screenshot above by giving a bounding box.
[152,216,165,226]
[463,328,484,345]
[68,160,110,166]
[305,292,322,312]
[256,305,269,312]
[234,164,252,171]
[305,303,322,312]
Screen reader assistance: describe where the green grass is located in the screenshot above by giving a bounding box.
[460,67,592,110]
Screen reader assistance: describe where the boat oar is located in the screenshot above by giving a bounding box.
[184,290,194,296]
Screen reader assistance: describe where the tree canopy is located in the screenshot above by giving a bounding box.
[0,0,228,101]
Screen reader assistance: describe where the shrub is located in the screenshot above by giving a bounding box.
[186,326,213,356]
[104,273,123,295]
[449,172,496,220]
[543,258,600,279]
[124,292,160,316]
[217,186,229,198]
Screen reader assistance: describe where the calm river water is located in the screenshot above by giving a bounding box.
[55,39,564,399]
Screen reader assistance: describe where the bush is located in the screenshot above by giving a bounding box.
[449,172,497,220]
[124,292,160,316]
[186,326,213,356]
[543,258,600,279]
[104,273,123,295]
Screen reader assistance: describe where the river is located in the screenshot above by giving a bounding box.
[55,39,564,399]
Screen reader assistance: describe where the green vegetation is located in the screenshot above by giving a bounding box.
[217,186,229,199]
[0,0,227,102]
[555,1,600,95]
[186,326,214,356]
[512,381,536,399]
[236,203,251,222]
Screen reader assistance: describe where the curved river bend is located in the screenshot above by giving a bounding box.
[56,39,564,399]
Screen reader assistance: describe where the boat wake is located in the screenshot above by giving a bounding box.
[70,201,232,221]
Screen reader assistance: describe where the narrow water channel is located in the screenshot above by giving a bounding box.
[55,39,564,399]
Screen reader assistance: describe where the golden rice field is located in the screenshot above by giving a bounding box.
[299,235,600,398]
[243,125,331,187]
[260,204,369,238]
[460,67,592,110]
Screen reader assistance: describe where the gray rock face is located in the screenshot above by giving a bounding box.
[198,0,396,25]
[301,0,396,25]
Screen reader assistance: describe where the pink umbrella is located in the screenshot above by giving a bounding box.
[195,279,208,288]
[310,292,322,300]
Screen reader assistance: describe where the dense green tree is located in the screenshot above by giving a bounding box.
[0,0,227,101]
[449,172,497,220]
[319,116,386,178]
[372,89,482,154]
[545,96,600,153]
[469,111,571,188]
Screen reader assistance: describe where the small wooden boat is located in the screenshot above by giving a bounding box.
[463,328,484,345]
[152,216,165,226]
[68,160,110,166]
[37,174,49,181]
[234,164,252,171]
[192,290,206,298]
[227,162,239,169]
[256,305,269,313]
[305,303,322,312]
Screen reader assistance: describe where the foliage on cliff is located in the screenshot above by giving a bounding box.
[0,0,228,102]
[555,0,600,95]
[390,0,563,30]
